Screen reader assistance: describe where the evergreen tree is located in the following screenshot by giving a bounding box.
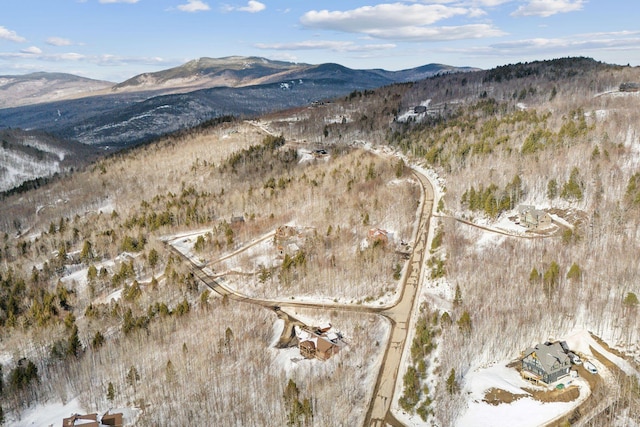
[107,382,115,402]
[67,325,82,358]
[566,263,581,282]
[225,327,234,346]
[561,167,584,201]
[148,248,159,271]
[543,261,561,296]
[547,179,558,199]
[446,368,459,394]
[126,366,140,391]
[529,267,540,284]
[623,292,639,307]
[80,240,93,262]
[165,359,176,384]
[87,264,98,283]
[453,284,462,306]
[457,311,472,335]
[283,379,299,405]
[91,331,105,349]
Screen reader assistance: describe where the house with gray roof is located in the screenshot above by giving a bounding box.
[518,205,552,230]
[521,342,571,384]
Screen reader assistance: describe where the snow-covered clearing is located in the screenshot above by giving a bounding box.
[456,362,589,427]
[493,215,528,234]
[452,329,640,427]
[12,398,140,427]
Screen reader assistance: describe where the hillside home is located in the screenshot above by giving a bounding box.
[230,216,245,227]
[367,228,390,246]
[295,325,344,361]
[62,411,123,427]
[521,342,571,385]
[63,413,99,427]
[620,82,640,92]
[517,205,552,230]
[277,242,300,258]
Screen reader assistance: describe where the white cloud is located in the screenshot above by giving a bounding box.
[371,24,505,41]
[0,50,173,67]
[238,0,265,13]
[46,37,74,47]
[302,4,471,31]
[99,0,140,3]
[177,0,211,12]
[222,0,266,13]
[21,46,43,55]
[512,0,585,17]
[492,31,640,52]
[471,0,514,6]
[0,26,26,43]
[299,3,504,41]
[255,40,396,52]
[443,30,640,60]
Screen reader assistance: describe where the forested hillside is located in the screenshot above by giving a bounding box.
[0,57,638,426]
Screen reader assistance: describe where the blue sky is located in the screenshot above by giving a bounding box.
[1,0,639,82]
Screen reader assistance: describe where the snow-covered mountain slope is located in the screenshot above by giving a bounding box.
[0,129,100,193]
[0,72,113,109]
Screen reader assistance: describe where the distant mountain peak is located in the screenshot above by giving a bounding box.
[0,72,113,109]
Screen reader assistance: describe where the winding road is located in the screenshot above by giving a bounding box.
[166,156,436,427]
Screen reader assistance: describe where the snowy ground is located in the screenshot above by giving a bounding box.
[12,398,140,427]
[166,225,404,307]
[453,328,640,427]
[456,362,589,427]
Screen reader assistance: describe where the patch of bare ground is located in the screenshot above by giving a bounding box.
[482,388,528,405]
[524,386,580,403]
[483,386,579,406]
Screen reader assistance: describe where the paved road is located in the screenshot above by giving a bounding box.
[166,155,436,427]
[364,168,434,427]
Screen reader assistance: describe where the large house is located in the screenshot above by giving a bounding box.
[517,205,552,230]
[295,324,344,361]
[521,342,571,385]
[62,411,123,427]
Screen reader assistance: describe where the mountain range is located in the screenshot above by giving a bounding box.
[0,57,475,145]
[0,56,475,195]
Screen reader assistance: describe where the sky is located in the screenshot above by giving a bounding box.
[1,0,639,82]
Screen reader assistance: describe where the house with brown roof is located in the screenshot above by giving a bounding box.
[295,325,344,361]
[367,228,390,246]
[62,411,123,427]
[63,413,99,427]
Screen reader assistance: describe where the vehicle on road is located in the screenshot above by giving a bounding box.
[584,361,598,374]
[568,352,582,365]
